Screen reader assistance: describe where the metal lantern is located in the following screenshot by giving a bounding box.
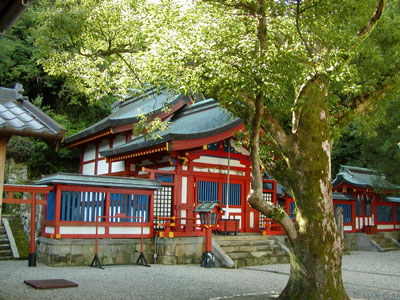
[200,212,208,225]
[193,201,222,268]
[209,212,218,225]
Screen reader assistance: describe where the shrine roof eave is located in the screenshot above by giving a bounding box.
[64,92,190,147]
[332,192,356,201]
[332,174,372,190]
[101,120,244,160]
[0,86,66,141]
[36,172,161,190]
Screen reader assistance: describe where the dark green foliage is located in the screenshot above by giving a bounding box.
[8,217,29,259]
[0,1,112,180]
[333,98,400,186]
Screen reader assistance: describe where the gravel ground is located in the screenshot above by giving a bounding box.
[0,251,399,300]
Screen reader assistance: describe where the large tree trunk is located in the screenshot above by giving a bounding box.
[247,79,350,300]
[278,80,349,300]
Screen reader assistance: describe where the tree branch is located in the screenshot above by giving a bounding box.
[202,0,258,16]
[78,45,147,57]
[295,0,315,58]
[358,0,386,39]
[247,191,298,241]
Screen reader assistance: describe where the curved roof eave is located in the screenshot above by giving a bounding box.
[64,92,189,146]
[332,174,372,189]
[100,119,243,158]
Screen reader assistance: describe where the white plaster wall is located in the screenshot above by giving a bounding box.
[109,227,150,235]
[180,210,186,225]
[98,139,110,157]
[181,176,187,204]
[158,166,176,171]
[44,226,54,234]
[83,144,96,161]
[193,167,244,176]
[225,208,241,213]
[59,226,105,234]
[194,156,245,168]
[111,161,125,173]
[97,159,109,175]
[344,225,352,231]
[113,134,126,147]
[249,211,254,229]
[82,162,95,175]
[377,224,395,230]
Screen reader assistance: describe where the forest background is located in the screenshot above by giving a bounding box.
[0,0,399,185]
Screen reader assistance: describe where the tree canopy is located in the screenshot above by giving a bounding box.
[24,0,400,299]
[0,1,113,179]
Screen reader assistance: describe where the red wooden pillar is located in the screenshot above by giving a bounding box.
[54,186,62,236]
[28,192,36,266]
[104,192,111,236]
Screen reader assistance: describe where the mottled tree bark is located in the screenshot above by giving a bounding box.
[248,79,349,300]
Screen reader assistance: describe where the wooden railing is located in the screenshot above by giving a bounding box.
[155,216,204,237]
[262,218,286,235]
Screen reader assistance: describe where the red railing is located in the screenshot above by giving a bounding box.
[155,216,204,237]
[2,184,53,265]
[262,218,286,235]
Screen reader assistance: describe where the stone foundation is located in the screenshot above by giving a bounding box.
[37,237,155,266]
[343,233,357,252]
[37,236,205,266]
[155,236,204,265]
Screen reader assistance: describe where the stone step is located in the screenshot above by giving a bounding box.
[234,256,290,268]
[0,256,14,261]
[216,239,275,247]
[0,238,9,244]
[372,238,396,248]
[229,250,287,260]
[369,233,385,239]
[382,247,400,252]
[0,244,10,251]
[221,244,281,253]
[214,234,269,241]
[0,249,12,256]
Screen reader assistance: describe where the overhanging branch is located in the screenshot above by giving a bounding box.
[358,0,386,39]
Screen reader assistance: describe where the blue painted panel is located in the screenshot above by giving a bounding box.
[356,201,362,216]
[61,191,67,221]
[289,202,295,219]
[91,192,96,222]
[100,193,105,221]
[222,183,241,205]
[71,192,76,221]
[46,191,55,221]
[377,205,393,222]
[207,142,219,151]
[197,181,218,202]
[396,205,400,222]
[263,182,273,191]
[66,191,71,221]
[335,204,352,223]
[156,174,174,183]
[76,192,81,221]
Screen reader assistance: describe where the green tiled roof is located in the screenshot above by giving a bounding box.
[64,88,191,145]
[100,99,242,157]
[193,202,220,212]
[0,84,66,140]
[37,173,161,190]
[332,192,355,201]
[333,165,400,191]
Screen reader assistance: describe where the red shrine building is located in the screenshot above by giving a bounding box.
[64,88,400,239]
[332,165,400,233]
[64,88,277,236]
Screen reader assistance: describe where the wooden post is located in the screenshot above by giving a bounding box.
[28,192,37,266]
[335,206,344,239]
[0,136,8,222]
